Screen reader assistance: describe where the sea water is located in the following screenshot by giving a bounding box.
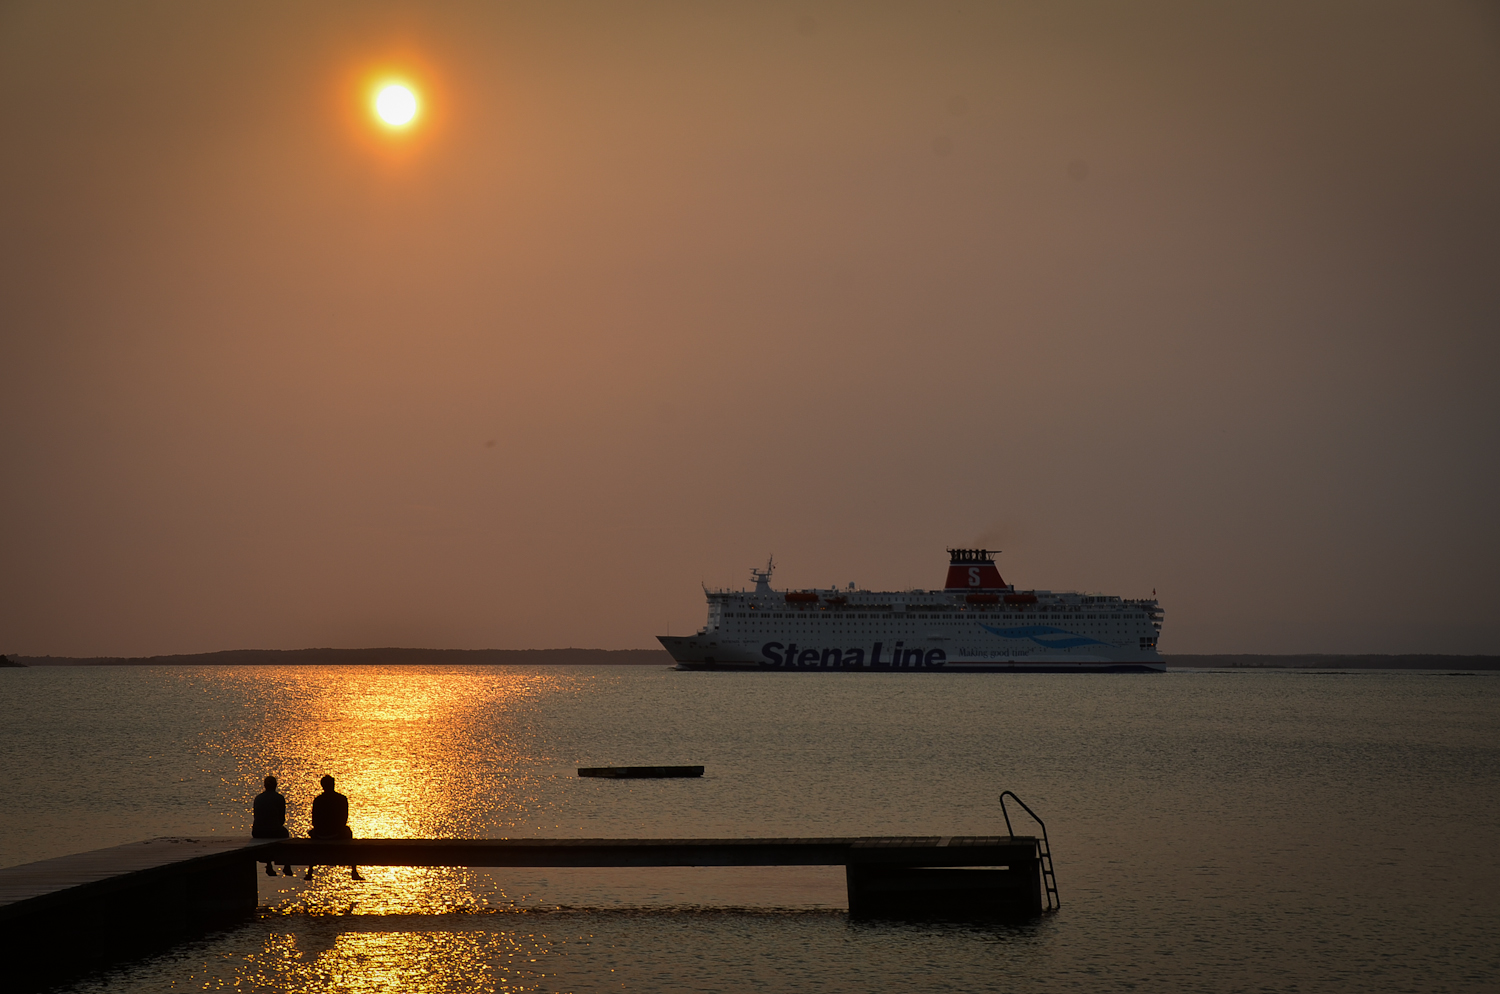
[1,665,1496,992]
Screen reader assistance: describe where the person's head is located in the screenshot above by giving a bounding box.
[321,775,335,792]
[264,776,277,790]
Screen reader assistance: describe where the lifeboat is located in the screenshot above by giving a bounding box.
[1004,592,1039,605]
[784,591,819,603]
[966,593,1001,605]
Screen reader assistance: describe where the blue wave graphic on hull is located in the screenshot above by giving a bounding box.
[979,624,1111,649]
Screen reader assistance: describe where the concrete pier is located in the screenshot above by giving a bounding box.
[1,834,1044,988]
[0,837,265,990]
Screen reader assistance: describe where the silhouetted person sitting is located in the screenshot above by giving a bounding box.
[251,775,294,877]
[305,774,363,881]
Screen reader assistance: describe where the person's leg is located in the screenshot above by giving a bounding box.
[282,864,294,875]
[265,862,277,876]
[306,828,323,879]
[342,825,360,878]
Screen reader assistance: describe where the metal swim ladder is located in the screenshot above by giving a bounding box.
[1000,790,1059,911]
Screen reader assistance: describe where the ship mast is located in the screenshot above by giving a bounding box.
[749,557,775,595]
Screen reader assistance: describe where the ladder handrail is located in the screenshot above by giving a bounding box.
[1000,790,1060,911]
[999,790,1047,839]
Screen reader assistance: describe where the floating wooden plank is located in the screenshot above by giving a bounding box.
[577,765,704,778]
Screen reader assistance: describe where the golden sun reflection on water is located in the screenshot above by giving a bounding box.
[218,667,577,913]
[244,924,567,994]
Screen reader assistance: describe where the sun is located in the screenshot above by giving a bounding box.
[375,84,418,126]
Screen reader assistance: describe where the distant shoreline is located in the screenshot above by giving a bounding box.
[1166,653,1500,670]
[2,649,1497,669]
[1,648,674,667]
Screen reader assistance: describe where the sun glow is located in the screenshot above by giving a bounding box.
[375,84,418,126]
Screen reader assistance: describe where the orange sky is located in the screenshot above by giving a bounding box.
[2,2,1498,656]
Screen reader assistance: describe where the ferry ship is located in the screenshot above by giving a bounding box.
[659,549,1165,673]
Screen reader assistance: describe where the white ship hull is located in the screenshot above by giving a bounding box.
[659,551,1165,674]
[659,638,1164,673]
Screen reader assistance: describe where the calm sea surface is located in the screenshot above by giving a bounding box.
[2,665,1496,992]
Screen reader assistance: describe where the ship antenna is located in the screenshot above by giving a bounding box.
[750,556,775,595]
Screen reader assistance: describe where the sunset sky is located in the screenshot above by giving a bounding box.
[2,1,1497,657]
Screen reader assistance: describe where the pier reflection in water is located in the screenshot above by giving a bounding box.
[70,911,1029,994]
[242,923,555,993]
